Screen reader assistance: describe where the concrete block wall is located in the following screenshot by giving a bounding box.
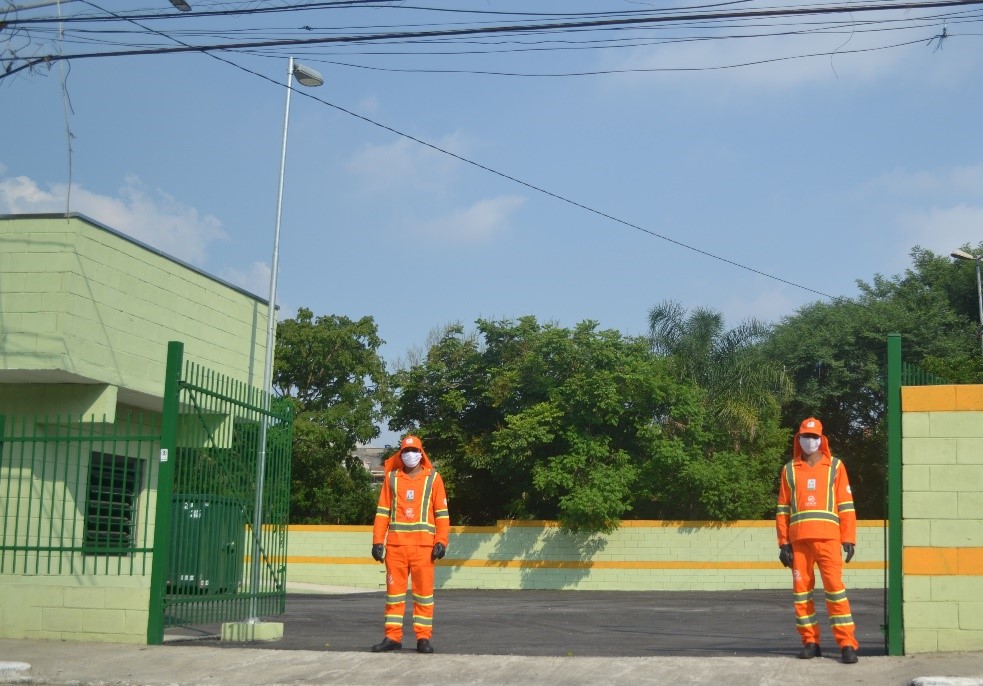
[0,403,160,571]
[287,520,885,592]
[901,385,983,654]
[0,403,161,642]
[0,214,268,399]
[0,575,150,643]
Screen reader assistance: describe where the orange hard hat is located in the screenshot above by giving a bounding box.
[400,435,423,452]
[798,417,823,436]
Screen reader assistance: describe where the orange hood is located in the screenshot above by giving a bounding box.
[383,434,434,473]
[793,417,831,460]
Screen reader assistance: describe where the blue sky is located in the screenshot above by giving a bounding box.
[3,1,983,442]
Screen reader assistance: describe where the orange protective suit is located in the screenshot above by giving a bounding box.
[372,436,450,642]
[776,418,859,651]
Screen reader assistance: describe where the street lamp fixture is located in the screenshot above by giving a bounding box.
[950,248,983,360]
[250,57,323,622]
[169,0,192,10]
[292,62,324,88]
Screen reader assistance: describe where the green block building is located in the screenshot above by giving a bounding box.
[0,213,271,643]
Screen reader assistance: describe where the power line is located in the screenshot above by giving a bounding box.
[5,0,971,298]
[5,0,983,78]
[202,57,839,299]
[293,36,938,77]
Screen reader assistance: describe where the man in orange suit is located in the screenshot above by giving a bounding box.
[776,417,859,664]
[370,435,450,654]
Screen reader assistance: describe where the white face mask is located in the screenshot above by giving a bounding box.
[401,450,422,468]
[799,436,821,455]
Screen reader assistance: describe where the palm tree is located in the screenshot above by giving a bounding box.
[648,300,792,447]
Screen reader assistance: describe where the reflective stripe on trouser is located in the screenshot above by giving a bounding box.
[382,544,435,641]
[790,538,858,650]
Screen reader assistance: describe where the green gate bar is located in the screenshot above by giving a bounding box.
[147,341,183,644]
[886,333,903,656]
[155,342,293,634]
[1,413,159,577]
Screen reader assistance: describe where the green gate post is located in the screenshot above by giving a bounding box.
[147,341,183,645]
[886,333,904,655]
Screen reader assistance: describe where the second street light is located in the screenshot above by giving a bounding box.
[951,248,983,361]
[250,57,324,624]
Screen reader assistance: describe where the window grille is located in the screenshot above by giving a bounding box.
[84,452,144,556]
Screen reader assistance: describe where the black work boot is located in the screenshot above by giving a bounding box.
[841,646,859,664]
[416,638,434,654]
[798,643,821,659]
[371,637,402,652]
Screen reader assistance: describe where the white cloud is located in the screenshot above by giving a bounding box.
[355,95,380,115]
[414,195,526,242]
[219,260,271,299]
[712,281,812,325]
[347,131,472,194]
[855,164,983,265]
[0,174,226,266]
[900,204,983,256]
[601,12,926,92]
[864,164,983,199]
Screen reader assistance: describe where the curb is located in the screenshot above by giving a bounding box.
[0,662,30,682]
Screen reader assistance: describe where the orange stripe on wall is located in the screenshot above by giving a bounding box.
[284,556,883,571]
[904,547,983,575]
[902,384,983,412]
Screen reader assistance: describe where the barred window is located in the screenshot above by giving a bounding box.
[84,452,143,556]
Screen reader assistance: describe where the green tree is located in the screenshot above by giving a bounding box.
[392,318,669,530]
[764,246,983,517]
[645,301,792,519]
[899,244,983,383]
[390,316,779,530]
[648,300,793,450]
[274,307,392,524]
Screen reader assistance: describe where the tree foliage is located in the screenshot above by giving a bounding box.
[390,316,785,531]
[278,245,983,528]
[763,245,983,517]
[648,300,793,450]
[645,301,792,519]
[274,308,391,524]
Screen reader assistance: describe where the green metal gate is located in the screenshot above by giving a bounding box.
[0,413,161,577]
[1,341,292,645]
[147,341,293,643]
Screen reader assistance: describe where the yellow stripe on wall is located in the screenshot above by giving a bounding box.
[903,547,983,575]
[287,520,884,534]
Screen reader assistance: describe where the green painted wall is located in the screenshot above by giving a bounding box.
[0,575,150,644]
[1,214,267,643]
[0,214,268,402]
[0,404,161,642]
[0,384,117,419]
[286,521,886,592]
[901,387,983,654]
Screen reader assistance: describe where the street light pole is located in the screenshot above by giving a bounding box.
[951,249,983,361]
[250,56,323,623]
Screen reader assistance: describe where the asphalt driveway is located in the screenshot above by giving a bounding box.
[165,588,887,658]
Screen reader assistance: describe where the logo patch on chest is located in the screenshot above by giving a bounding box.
[406,490,415,501]
[806,478,817,491]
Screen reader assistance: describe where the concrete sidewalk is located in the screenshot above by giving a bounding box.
[2,638,983,686]
[2,586,982,685]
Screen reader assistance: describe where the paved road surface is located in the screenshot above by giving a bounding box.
[168,588,888,657]
[4,589,983,685]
